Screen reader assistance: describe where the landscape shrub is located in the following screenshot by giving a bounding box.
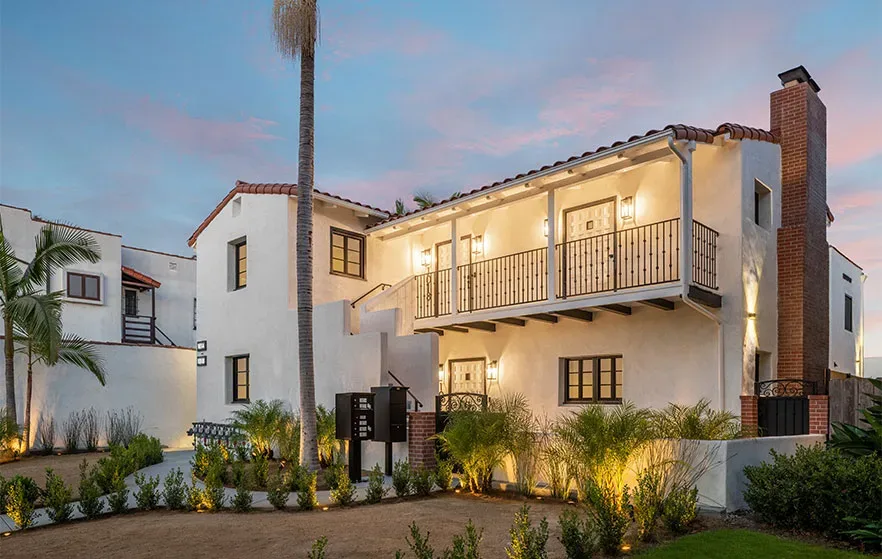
[506,504,549,559]
[632,466,665,541]
[844,518,882,550]
[286,464,308,492]
[502,395,541,497]
[230,399,286,457]
[278,411,301,464]
[585,480,630,555]
[434,458,453,492]
[661,486,698,534]
[297,470,318,511]
[266,470,289,509]
[3,474,39,506]
[252,452,270,487]
[92,433,163,493]
[77,459,105,519]
[400,521,436,559]
[107,472,130,514]
[134,473,160,510]
[540,434,571,500]
[0,474,6,512]
[434,402,509,493]
[651,399,740,440]
[392,459,412,497]
[5,477,37,529]
[230,459,247,488]
[412,467,434,497]
[365,464,388,504]
[83,407,100,451]
[558,508,597,559]
[163,468,187,510]
[126,433,163,468]
[0,408,20,457]
[62,410,84,452]
[316,405,339,466]
[186,478,205,511]
[308,536,329,559]
[743,445,882,537]
[323,461,345,491]
[105,407,143,447]
[35,414,56,454]
[45,468,74,523]
[330,472,355,506]
[232,477,253,512]
[203,475,226,511]
[397,520,483,559]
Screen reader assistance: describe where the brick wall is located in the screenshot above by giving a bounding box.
[808,395,829,435]
[740,395,759,437]
[407,411,437,470]
[771,75,829,390]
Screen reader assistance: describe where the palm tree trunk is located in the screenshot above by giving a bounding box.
[4,315,16,424]
[23,352,33,453]
[297,49,320,472]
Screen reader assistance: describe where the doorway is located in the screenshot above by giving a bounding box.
[448,358,487,395]
[562,198,617,295]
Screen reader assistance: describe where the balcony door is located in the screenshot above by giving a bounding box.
[562,198,617,296]
[458,235,473,311]
[448,358,486,395]
[432,240,452,315]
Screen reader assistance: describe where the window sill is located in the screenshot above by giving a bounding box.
[560,400,623,407]
[329,271,367,281]
[62,296,104,306]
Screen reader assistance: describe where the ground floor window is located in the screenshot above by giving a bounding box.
[561,355,623,403]
[230,355,250,403]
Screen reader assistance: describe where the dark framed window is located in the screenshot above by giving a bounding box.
[330,227,365,279]
[234,240,247,289]
[67,272,101,301]
[845,295,853,332]
[124,289,138,316]
[753,179,771,229]
[231,355,250,403]
[562,355,623,403]
[842,273,852,283]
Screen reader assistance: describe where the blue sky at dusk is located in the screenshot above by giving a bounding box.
[1,0,880,354]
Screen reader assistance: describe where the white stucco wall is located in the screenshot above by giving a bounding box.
[1,343,196,449]
[829,246,865,376]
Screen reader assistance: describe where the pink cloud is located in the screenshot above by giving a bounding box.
[323,10,445,61]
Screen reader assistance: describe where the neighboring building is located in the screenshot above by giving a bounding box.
[865,357,882,379]
[828,245,866,377]
[0,203,197,448]
[189,67,863,446]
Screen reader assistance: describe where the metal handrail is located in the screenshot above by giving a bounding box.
[154,324,176,346]
[387,370,423,410]
[351,283,392,308]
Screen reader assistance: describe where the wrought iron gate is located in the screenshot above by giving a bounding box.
[756,380,815,436]
[435,392,489,434]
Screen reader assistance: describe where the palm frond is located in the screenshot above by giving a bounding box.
[393,199,407,216]
[412,191,437,210]
[0,228,24,305]
[54,335,106,386]
[23,224,101,290]
[6,291,63,361]
[273,0,320,60]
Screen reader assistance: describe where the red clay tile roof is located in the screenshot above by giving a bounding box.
[370,123,777,228]
[121,265,161,288]
[187,181,389,247]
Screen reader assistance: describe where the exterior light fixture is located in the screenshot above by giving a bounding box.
[747,312,757,320]
[438,364,445,381]
[421,249,432,268]
[621,196,634,220]
[472,235,484,257]
[543,219,549,237]
[487,360,498,381]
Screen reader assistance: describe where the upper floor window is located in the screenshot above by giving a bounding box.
[233,239,247,289]
[231,355,250,403]
[561,355,623,404]
[845,294,853,332]
[330,227,365,279]
[124,289,138,316]
[753,179,772,229]
[67,272,101,301]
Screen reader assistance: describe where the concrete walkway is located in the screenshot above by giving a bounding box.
[1,450,402,532]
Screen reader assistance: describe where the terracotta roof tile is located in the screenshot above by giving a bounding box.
[371,122,777,227]
[187,181,388,247]
[121,265,161,288]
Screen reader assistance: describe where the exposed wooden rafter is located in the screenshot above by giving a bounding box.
[492,317,527,327]
[525,313,559,323]
[640,298,676,311]
[553,309,594,322]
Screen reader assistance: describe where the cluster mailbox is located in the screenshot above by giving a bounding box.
[335,392,374,441]
[371,386,408,443]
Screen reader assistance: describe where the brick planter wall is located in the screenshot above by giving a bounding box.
[740,395,759,437]
[808,394,829,435]
[408,412,437,470]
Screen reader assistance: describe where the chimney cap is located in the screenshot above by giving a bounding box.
[778,65,820,93]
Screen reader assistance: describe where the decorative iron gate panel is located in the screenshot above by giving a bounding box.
[756,380,815,437]
[434,392,489,433]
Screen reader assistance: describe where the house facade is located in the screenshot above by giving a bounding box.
[190,67,865,444]
[0,203,197,448]
[828,245,866,377]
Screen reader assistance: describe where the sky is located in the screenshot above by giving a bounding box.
[1,0,880,354]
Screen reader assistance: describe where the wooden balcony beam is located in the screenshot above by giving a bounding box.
[440,325,469,333]
[415,328,444,336]
[598,304,632,316]
[492,317,527,327]
[525,313,559,323]
[553,309,594,322]
[460,321,497,332]
[640,298,675,311]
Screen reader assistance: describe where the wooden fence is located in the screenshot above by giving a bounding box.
[829,375,882,427]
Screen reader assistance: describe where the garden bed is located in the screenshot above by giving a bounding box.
[0,452,105,500]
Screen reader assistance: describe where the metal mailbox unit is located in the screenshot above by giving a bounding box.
[335,392,374,482]
[371,386,408,475]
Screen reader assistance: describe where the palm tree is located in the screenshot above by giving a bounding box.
[413,191,437,210]
[0,221,101,424]
[18,322,105,453]
[273,0,321,472]
[393,198,407,216]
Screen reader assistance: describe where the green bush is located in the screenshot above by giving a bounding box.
[163,468,187,510]
[134,473,160,510]
[230,459,247,488]
[251,451,269,488]
[266,471,289,509]
[316,405,339,467]
[652,399,740,440]
[633,466,664,541]
[92,434,164,494]
[0,409,20,457]
[297,470,318,511]
[187,479,205,511]
[232,478,253,512]
[323,462,345,491]
[191,442,226,479]
[278,412,301,464]
[744,445,882,537]
[412,467,434,497]
[127,434,163,468]
[308,536,329,559]
[107,472,130,514]
[401,521,436,559]
[558,508,597,559]
[506,504,549,559]
[330,473,355,506]
[45,468,74,523]
[844,518,882,549]
[662,486,698,534]
[286,464,308,493]
[434,458,453,492]
[3,475,39,509]
[365,464,388,504]
[77,460,105,519]
[203,475,226,511]
[392,459,412,497]
[397,520,483,559]
[6,478,37,529]
[585,481,630,556]
[434,405,509,494]
[230,399,287,457]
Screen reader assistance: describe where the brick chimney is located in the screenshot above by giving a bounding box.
[771,65,829,391]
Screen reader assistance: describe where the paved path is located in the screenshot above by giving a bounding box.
[1,450,401,532]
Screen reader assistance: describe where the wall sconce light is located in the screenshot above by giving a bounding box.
[421,249,432,268]
[487,360,498,381]
[621,196,634,220]
[472,235,484,258]
[543,219,549,237]
[747,312,757,320]
[438,364,445,381]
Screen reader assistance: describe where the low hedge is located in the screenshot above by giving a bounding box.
[92,434,163,493]
[743,444,882,537]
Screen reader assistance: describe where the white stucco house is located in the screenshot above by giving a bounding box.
[189,66,865,446]
[828,245,866,378]
[0,203,197,448]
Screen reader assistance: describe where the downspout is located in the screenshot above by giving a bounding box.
[668,138,726,411]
